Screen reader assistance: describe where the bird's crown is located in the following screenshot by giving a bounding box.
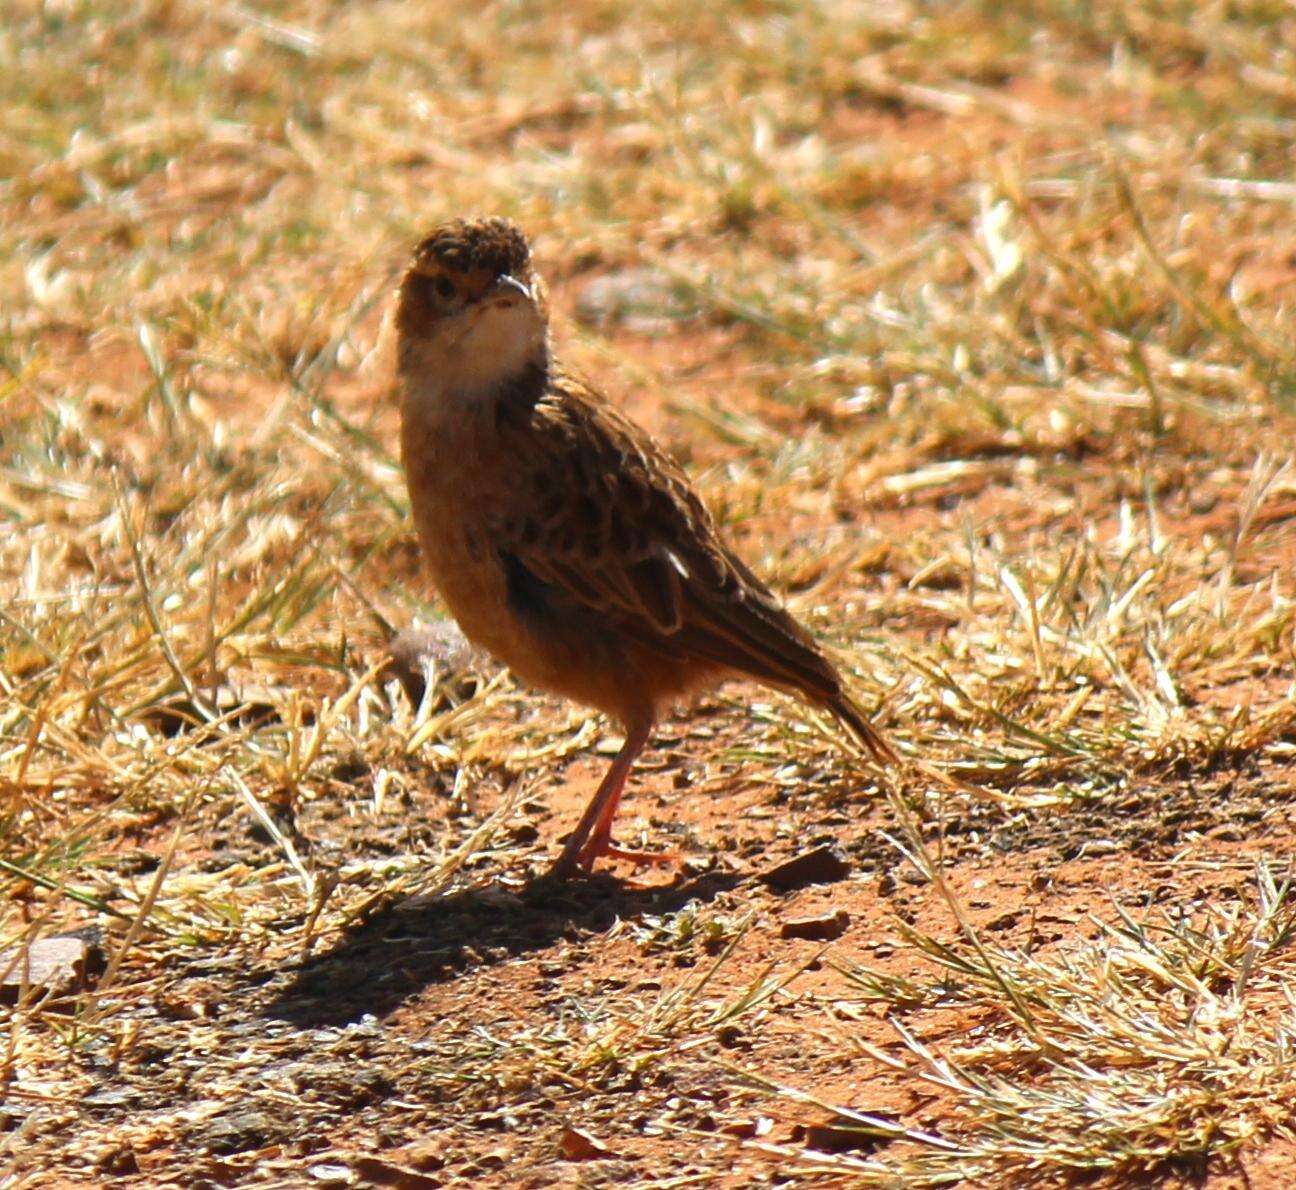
[409,217,531,280]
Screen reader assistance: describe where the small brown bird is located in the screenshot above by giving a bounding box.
[396,217,895,878]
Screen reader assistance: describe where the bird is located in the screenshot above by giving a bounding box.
[395,216,896,879]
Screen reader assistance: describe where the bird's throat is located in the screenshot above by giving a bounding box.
[399,305,549,415]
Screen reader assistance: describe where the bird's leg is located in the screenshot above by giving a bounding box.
[551,718,653,879]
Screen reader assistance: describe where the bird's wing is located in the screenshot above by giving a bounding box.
[492,370,846,703]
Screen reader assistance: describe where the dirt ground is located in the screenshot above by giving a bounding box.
[16,724,1296,1185]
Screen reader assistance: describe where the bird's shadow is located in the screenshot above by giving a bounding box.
[264,869,743,1028]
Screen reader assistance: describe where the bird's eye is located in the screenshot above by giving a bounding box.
[433,276,456,300]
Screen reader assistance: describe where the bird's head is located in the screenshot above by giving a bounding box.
[396,217,549,395]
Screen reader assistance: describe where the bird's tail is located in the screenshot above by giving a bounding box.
[825,692,900,767]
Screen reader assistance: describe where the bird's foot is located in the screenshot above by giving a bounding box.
[597,843,680,869]
[549,837,681,881]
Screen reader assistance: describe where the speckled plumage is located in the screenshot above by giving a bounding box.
[396,217,894,877]
[410,216,531,278]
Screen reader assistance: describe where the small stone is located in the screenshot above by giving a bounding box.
[94,1143,140,1176]
[194,1109,279,1155]
[404,1140,447,1172]
[143,684,282,738]
[351,1154,443,1187]
[715,1023,746,1048]
[473,885,525,912]
[758,846,852,893]
[803,1121,889,1153]
[0,932,105,1007]
[779,909,850,942]
[559,1125,613,1161]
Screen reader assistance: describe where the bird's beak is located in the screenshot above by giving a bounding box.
[489,274,532,302]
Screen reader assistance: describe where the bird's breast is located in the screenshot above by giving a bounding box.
[401,399,509,624]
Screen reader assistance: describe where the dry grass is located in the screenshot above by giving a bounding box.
[5,0,1296,1183]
